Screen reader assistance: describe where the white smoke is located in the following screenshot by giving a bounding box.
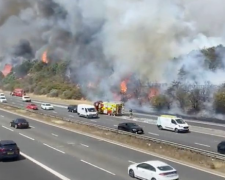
[0,0,225,101]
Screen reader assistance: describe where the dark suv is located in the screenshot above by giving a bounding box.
[0,140,20,160]
[67,105,77,113]
[118,122,144,134]
[218,141,225,154]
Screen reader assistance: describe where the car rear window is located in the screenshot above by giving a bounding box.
[2,143,17,148]
[157,166,173,171]
[18,119,27,123]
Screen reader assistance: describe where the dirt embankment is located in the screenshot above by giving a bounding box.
[0,103,225,175]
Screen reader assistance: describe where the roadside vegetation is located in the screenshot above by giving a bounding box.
[1,45,225,115]
[0,60,83,100]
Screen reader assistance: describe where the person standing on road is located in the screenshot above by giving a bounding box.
[129,109,133,119]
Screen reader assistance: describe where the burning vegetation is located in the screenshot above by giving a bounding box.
[42,50,49,64]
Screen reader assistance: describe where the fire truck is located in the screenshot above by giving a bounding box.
[94,101,124,116]
[10,88,26,97]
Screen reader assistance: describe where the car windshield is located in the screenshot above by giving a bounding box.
[127,123,138,127]
[17,119,27,123]
[175,119,185,124]
[31,104,36,106]
[88,108,96,112]
[24,96,30,98]
[45,104,51,106]
[157,165,173,171]
[0,97,5,99]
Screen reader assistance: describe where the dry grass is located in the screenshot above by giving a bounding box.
[1,103,225,174]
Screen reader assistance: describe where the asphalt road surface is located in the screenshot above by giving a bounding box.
[0,111,224,180]
[0,156,60,180]
[3,94,225,153]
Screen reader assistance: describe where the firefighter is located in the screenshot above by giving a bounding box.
[129,109,133,119]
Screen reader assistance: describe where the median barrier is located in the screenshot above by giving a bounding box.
[1,102,225,162]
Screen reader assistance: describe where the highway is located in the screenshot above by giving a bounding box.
[3,93,225,153]
[0,111,223,180]
[0,155,60,180]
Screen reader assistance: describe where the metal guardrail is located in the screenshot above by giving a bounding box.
[1,103,225,161]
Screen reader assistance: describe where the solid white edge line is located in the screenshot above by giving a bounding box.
[128,160,136,164]
[19,133,35,140]
[30,126,35,128]
[2,125,14,131]
[51,133,58,137]
[194,143,210,147]
[90,120,97,122]
[80,160,115,175]
[80,143,89,147]
[20,152,70,180]
[1,107,225,178]
[1,115,4,117]
[43,143,65,154]
[148,132,159,136]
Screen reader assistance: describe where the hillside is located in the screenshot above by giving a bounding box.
[1,46,225,117]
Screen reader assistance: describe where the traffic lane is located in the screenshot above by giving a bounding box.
[0,116,221,180]
[3,122,136,180]
[5,94,225,130]
[0,127,122,180]
[0,108,221,153]
[0,157,60,180]
[78,114,222,152]
[1,115,223,180]
[0,114,141,180]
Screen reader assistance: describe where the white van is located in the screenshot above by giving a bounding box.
[77,104,98,118]
[157,115,189,133]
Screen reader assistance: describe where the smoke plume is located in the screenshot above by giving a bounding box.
[0,0,225,100]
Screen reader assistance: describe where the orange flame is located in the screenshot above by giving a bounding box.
[42,50,49,64]
[120,81,127,93]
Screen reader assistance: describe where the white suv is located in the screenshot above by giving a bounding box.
[41,103,54,110]
[22,96,31,102]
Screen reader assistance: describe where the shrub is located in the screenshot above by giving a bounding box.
[213,90,225,114]
[175,88,189,110]
[60,90,73,99]
[40,88,48,95]
[150,95,170,111]
[72,88,83,100]
[47,89,59,97]
[33,86,42,95]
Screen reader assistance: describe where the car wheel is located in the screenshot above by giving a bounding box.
[158,125,163,130]
[15,125,18,129]
[175,128,179,133]
[129,169,135,178]
[151,178,156,180]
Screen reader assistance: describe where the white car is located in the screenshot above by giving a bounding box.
[22,96,31,102]
[0,97,7,103]
[41,103,54,110]
[128,160,179,180]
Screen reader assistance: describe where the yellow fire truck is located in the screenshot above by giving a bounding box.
[94,101,124,116]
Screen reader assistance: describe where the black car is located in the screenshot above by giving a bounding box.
[67,105,77,113]
[218,141,225,154]
[0,140,20,160]
[118,122,144,134]
[10,118,29,129]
